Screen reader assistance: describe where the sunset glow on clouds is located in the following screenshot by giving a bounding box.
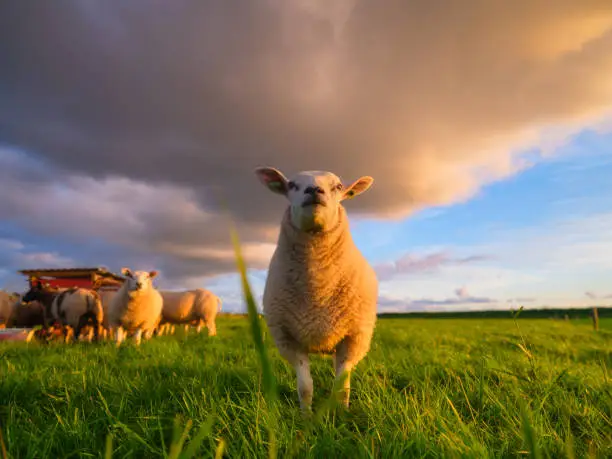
[1,1,612,311]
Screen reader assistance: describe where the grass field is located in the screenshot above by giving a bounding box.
[0,315,610,458]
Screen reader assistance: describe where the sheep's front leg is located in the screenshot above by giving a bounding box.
[133,328,143,346]
[279,346,313,413]
[295,353,313,413]
[206,318,217,336]
[115,326,126,347]
[64,326,74,344]
[334,340,359,409]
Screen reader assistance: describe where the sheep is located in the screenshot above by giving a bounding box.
[49,288,104,342]
[159,289,222,336]
[20,281,77,341]
[21,281,60,328]
[98,289,118,340]
[5,299,46,329]
[254,166,378,413]
[107,268,163,346]
[0,291,13,328]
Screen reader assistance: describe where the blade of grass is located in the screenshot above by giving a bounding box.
[179,413,216,459]
[229,222,279,459]
[520,404,542,459]
[167,418,192,459]
[214,439,226,459]
[0,427,8,459]
[229,224,278,404]
[104,433,113,459]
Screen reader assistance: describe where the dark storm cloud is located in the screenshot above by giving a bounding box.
[1,1,612,282]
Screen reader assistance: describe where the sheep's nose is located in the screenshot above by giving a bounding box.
[136,282,143,289]
[304,186,324,195]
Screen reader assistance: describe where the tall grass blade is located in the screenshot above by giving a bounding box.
[179,413,216,459]
[520,405,542,459]
[214,439,226,459]
[230,222,278,459]
[104,433,113,459]
[565,429,575,459]
[229,224,278,404]
[0,427,7,459]
[167,418,192,459]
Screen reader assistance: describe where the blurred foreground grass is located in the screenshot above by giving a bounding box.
[0,315,610,458]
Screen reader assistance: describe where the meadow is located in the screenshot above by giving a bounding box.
[0,314,610,458]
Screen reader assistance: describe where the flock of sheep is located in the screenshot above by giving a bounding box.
[1,167,378,413]
[0,268,222,345]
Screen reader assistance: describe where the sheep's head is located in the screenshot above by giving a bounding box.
[22,280,46,303]
[121,268,158,293]
[255,167,373,233]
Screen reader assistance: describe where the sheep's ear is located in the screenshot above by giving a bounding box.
[121,267,133,277]
[254,166,288,195]
[149,270,159,279]
[341,176,374,201]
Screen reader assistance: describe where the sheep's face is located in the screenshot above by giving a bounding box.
[22,281,46,303]
[121,268,158,293]
[255,167,374,233]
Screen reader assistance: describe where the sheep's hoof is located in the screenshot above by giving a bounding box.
[300,405,313,419]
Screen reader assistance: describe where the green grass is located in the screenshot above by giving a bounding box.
[0,316,610,458]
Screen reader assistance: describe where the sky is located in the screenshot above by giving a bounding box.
[1,1,612,312]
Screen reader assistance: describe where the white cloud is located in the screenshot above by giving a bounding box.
[378,211,612,309]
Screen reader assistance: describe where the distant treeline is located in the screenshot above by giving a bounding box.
[221,308,611,320]
[377,307,612,320]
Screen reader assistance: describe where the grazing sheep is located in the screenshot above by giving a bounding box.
[255,167,378,412]
[49,288,104,342]
[6,299,46,328]
[107,268,163,346]
[160,289,222,336]
[21,281,61,328]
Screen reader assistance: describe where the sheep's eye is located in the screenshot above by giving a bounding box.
[288,181,299,191]
[335,183,344,191]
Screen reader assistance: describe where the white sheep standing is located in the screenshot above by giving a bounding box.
[107,268,163,346]
[160,289,222,336]
[254,166,378,412]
